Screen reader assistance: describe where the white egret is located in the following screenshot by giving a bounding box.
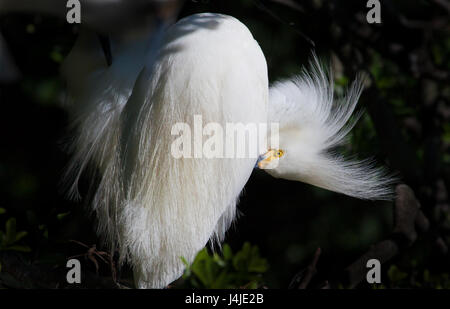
[62,13,393,288]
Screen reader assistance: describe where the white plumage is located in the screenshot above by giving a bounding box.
[267,59,394,199]
[62,13,393,288]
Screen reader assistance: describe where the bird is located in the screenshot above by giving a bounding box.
[61,12,394,288]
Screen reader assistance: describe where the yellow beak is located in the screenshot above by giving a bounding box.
[256,149,284,169]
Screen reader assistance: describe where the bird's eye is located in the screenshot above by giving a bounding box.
[276,150,284,158]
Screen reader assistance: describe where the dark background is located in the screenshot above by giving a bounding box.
[0,0,449,288]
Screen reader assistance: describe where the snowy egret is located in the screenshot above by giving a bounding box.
[62,13,393,288]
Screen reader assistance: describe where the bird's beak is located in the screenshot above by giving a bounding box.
[255,149,282,169]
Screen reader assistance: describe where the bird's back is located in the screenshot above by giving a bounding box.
[65,13,269,288]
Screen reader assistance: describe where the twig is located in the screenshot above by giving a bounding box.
[254,0,315,48]
[288,247,321,289]
[342,184,429,288]
[269,0,304,12]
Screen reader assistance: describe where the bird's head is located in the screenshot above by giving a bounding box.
[256,148,285,169]
[255,126,308,180]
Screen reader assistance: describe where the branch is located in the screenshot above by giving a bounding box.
[342,184,429,288]
[288,184,432,289]
[289,247,322,289]
[268,0,305,12]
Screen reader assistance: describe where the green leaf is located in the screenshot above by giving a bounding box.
[423,269,430,282]
[180,256,189,267]
[5,218,17,245]
[211,270,229,289]
[222,244,233,261]
[181,242,268,289]
[0,218,30,252]
[213,253,226,267]
[204,258,216,286]
[191,249,212,287]
[248,257,268,273]
[15,231,28,243]
[0,208,6,215]
[56,212,71,220]
[388,265,408,283]
[5,245,31,253]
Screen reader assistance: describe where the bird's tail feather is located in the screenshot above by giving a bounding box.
[268,56,396,200]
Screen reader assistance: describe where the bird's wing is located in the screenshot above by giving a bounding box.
[103,13,268,288]
[64,13,268,288]
[61,22,168,197]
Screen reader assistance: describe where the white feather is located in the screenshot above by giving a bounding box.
[63,13,268,288]
[61,22,168,196]
[266,56,395,200]
[62,12,394,289]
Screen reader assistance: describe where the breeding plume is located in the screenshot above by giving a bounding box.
[62,13,393,288]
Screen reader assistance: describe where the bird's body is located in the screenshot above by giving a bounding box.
[64,13,268,288]
[119,14,269,288]
[62,13,393,288]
